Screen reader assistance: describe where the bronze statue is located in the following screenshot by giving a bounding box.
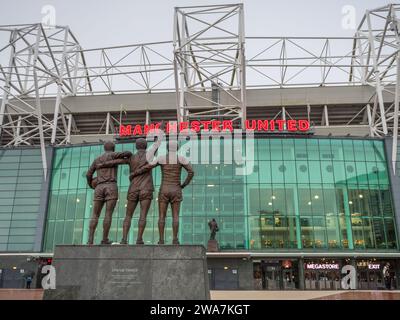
[207,218,219,252]
[96,138,156,245]
[86,141,132,245]
[208,219,219,240]
[132,140,194,245]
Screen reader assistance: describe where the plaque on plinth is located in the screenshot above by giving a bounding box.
[43,245,210,300]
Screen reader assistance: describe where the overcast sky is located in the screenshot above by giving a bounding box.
[0,0,393,91]
[0,0,391,49]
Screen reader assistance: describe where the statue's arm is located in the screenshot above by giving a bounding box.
[180,159,194,189]
[96,158,129,169]
[113,151,133,159]
[129,162,158,180]
[86,161,97,189]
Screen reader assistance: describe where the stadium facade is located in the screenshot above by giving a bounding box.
[1,4,400,291]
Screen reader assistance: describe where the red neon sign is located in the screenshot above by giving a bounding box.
[119,119,310,136]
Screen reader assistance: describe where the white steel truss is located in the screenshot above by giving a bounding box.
[77,41,174,95]
[1,4,400,174]
[0,23,90,176]
[350,4,400,171]
[173,4,246,127]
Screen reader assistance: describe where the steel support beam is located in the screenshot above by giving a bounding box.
[173,4,246,127]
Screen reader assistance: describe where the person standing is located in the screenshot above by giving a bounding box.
[383,262,391,290]
[26,275,32,289]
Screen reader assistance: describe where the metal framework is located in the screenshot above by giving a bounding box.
[173,4,246,127]
[350,4,400,171]
[1,4,400,174]
[78,41,174,95]
[0,23,90,176]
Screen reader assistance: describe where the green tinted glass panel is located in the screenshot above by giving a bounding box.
[40,138,398,253]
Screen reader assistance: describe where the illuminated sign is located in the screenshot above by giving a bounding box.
[357,261,380,269]
[305,263,340,270]
[118,119,310,136]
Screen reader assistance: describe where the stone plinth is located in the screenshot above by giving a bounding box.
[43,245,210,300]
[207,240,219,252]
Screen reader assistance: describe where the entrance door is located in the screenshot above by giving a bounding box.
[318,271,329,289]
[265,266,280,289]
[282,269,295,290]
[0,269,24,288]
[368,270,383,290]
[317,270,340,290]
[254,261,298,290]
[213,268,239,290]
[304,271,317,289]
[358,270,369,289]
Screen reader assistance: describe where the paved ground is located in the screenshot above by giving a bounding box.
[210,290,400,300]
[0,289,44,300]
[313,291,400,300]
[1,289,399,300]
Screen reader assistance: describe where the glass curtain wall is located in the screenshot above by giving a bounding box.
[0,148,45,251]
[43,138,398,252]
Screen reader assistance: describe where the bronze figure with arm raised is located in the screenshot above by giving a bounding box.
[131,140,194,245]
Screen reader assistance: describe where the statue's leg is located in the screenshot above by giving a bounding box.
[158,200,168,244]
[137,199,151,244]
[171,201,181,245]
[121,199,138,244]
[88,201,104,245]
[102,199,117,244]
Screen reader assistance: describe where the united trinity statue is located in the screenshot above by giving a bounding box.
[86,139,194,245]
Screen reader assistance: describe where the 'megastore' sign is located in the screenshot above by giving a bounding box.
[119,119,310,136]
[305,263,340,270]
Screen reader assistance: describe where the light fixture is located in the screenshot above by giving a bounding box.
[349,201,353,205]
[12,266,17,270]
[314,195,319,199]
[268,202,273,206]
[308,201,312,205]
[76,198,80,203]
[271,195,276,200]
[223,266,229,270]
[207,184,215,187]
[359,194,363,199]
